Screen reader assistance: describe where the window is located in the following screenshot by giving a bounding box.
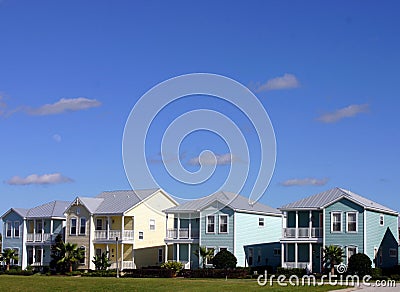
[80,217,86,235]
[331,212,342,232]
[206,216,215,233]
[70,218,77,235]
[96,248,102,257]
[13,248,19,265]
[257,248,261,263]
[36,220,43,233]
[158,248,163,263]
[379,215,384,226]
[274,248,281,257]
[219,215,228,233]
[347,246,357,262]
[138,231,144,240]
[347,212,357,232]
[6,221,12,237]
[389,248,397,258]
[205,247,215,265]
[96,219,103,230]
[219,247,227,252]
[14,221,20,237]
[258,217,265,227]
[248,248,253,266]
[79,246,86,264]
[149,219,156,231]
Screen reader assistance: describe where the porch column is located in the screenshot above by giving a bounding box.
[188,214,192,239]
[32,247,36,264]
[309,210,312,239]
[309,243,313,273]
[107,216,110,240]
[177,214,180,239]
[165,244,168,262]
[295,211,299,238]
[188,243,191,268]
[165,214,168,239]
[177,243,180,262]
[41,219,44,242]
[121,243,124,270]
[281,243,285,268]
[121,215,125,240]
[295,243,298,268]
[50,220,54,235]
[40,246,44,265]
[33,219,36,242]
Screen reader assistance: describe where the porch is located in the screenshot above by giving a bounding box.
[280,242,323,273]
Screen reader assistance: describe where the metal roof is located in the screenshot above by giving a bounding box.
[1,207,29,219]
[280,187,398,214]
[26,200,70,218]
[165,191,281,215]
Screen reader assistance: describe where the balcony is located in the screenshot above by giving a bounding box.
[166,228,199,240]
[283,227,322,239]
[283,262,310,269]
[110,260,136,270]
[94,230,134,241]
[26,233,52,243]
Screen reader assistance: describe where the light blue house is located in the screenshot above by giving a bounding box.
[279,187,399,273]
[164,191,282,269]
[1,200,70,269]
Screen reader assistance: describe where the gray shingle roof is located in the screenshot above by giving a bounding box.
[280,187,398,214]
[165,191,280,215]
[26,201,70,218]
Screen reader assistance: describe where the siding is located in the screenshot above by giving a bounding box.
[235,211,281,267]
[1,211,24,266]
[324,198,364,263]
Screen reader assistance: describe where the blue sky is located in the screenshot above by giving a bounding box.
[1,0,400,218]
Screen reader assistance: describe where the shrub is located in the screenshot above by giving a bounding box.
[160,261,183,275]
[371,268,382,279]
[276,267,306,277]
[212,250,237,269]
[347,253,372,277]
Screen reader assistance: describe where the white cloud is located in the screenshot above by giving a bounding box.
[255,73,300,92]
[189,153,238,166]
[52,134,62,143]
[317,104,369,123]
[28,97,101,115]
[281,177,328,187]
[5,173,73,185]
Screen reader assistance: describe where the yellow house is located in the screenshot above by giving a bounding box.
[65,188,177,270]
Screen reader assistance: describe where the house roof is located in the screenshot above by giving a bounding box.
[164,191,281,215]
[26,200,70,218]
[1,207,29,219]
[280,187,398,214]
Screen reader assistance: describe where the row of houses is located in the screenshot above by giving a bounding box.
[2,187,399,272]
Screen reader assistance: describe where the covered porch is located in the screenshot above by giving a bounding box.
[281,242,323,273]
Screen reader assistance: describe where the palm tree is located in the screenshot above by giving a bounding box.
[323,245,344,275]
[194,246,214,269]
[56,242,84,273]
[1,248,18,271]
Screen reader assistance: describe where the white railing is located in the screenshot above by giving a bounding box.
[166,228,199,239]
[284,262,309,269]
[94,230,134,240]
[27,233,52,242]
[109,261,135,270]
[283,227,323,238]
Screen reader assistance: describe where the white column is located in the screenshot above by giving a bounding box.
[177,214,180,239]
[132,244,136,269]
[33,219,36,242]
[165,244,168,262]
[121,243,124,270]
[121,215,125,240]
[188,214,192,239]
[107,216,110,240]
[295,211,299,238]
[50,219,54,236]
[188,243,191,268]
[40,246,44,265]
[309,243,313,273]
[309,210,312,238]
[32,247,36,264]
[177,243,180,262]
[41,219,44,242]
[165,214,169,239]
[281,243,285,268]
[295,243,298,268]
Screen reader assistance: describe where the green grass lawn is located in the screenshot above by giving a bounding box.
[0,275,349,292]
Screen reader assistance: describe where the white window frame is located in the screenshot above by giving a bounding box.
[138,231,144,240]
[379,214,384,226]
[219,246,228,252]
[79,217,86,235]
[6,221,12,238]
[331,211,342,233]
[274,248,281,257]
[347,246,358,262]
[158,248,163,263]
[70,217,77,235]
[13,221,20,238]
[258,217,265,227]
[149,219,156,231]
[79,246,86,265]
[205,246,216,265]
[389,248,397,258]
[206,215,216,234]
[346,212,358,233]
[219,215,228,234]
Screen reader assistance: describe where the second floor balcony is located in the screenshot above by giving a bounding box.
[26,232,54,243]
[282,227,323,239]
[94,229,134,241]
[166,228,199,240]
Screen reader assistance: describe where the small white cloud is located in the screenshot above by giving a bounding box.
[255,73,300,92]
[189,153,238,166]
[317,104,369,123]
[28,97,101,116]
[281,177,328,187]
[5,173,73,185]
[52,134,62,143]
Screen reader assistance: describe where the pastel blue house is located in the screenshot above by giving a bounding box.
[164,191,282,268]
[279,187,399,273]
[1,201,70,269]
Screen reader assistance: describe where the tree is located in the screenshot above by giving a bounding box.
[0,248,18,271]
[194,246,214,269]
[50,234,67,272]
[323,245,344,275]
[347,253,372,277]
[212,250,237,269]
[56,242,84,273]
[92,251,111,270]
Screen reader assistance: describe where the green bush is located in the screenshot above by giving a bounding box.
[212,250,237,269]
[160,261,183,274]
[371,268,382,279]
[276,267,306,277]
[347,253,372,277]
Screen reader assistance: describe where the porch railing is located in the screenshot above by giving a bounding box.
[166,228,199,239]
[283,227,322,238]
